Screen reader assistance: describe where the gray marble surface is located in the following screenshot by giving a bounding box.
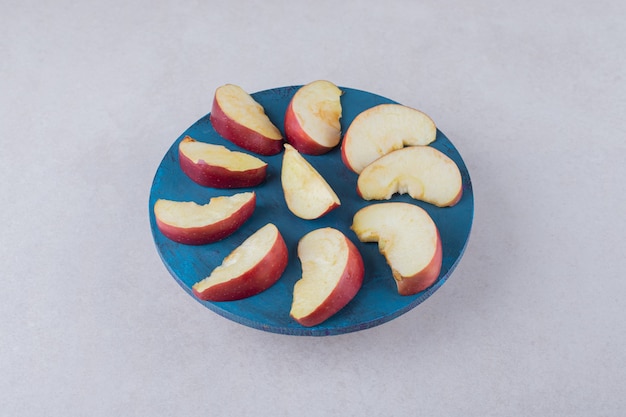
[2,1,625,416]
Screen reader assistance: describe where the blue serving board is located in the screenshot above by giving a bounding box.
[149,85,474,336]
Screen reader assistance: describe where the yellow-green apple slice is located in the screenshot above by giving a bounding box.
[357,145,463,207]
[192,223,288,301]
[154,192,256,245]
[284,80,343,155]
[341,104,437,173]
[351,202,442,296]
[178,136,267,188]
[290,227,364,327]
[281,144,340,220]
[210,84,283,156]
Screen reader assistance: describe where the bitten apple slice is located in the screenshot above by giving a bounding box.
[154,192,256,245]
[357,145,463,207]
[352,202,442,296]
[178,136,267,188]
[192,223,288,301]
[341,104,437,173]
[284,80,343,155]
[290,227,364,327]
[281,144,341,219]
[210,84,283,156]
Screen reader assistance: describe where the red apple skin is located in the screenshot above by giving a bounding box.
[394,229,442,296]
[192,230,289,301]
[178,146,267,189]
[291,237,364,327]
[283,199,341,221]
[284,101,334,155]
[210,96,283,156]
[308,201,341,220]
[155,194,256,246]
[340,142,356,173]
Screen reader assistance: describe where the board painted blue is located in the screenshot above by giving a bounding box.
[148,85,474,336]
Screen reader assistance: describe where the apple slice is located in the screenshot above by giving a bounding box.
[284,80,343,155]
[281,144,340,220]
[154,192,256,245]
[351,202,442,296]
[357,145,463,207]
[192,223,288,301]
[210,84,283,156]
[178,136,268,188]
[290,227,364,327]
[341,103,437,173]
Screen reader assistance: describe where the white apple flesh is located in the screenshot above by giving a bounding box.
[357,145,463,207]
[192,223,288,301]
[290,227,364,327]
[284,80,343,155]
[281,144,341,220]
[341,103,437,173]
[352,202,442,296]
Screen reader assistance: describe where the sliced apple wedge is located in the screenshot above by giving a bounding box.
[284,80,343,155]
[178,136,268,188]
[281,144,340,220]
[192,223,288,301]
[352,202,442,296]
[341,104,437,173]
[290,227,364,327]
[154,192,256,245]
[210,84,283,156]
[357,145,463,207]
